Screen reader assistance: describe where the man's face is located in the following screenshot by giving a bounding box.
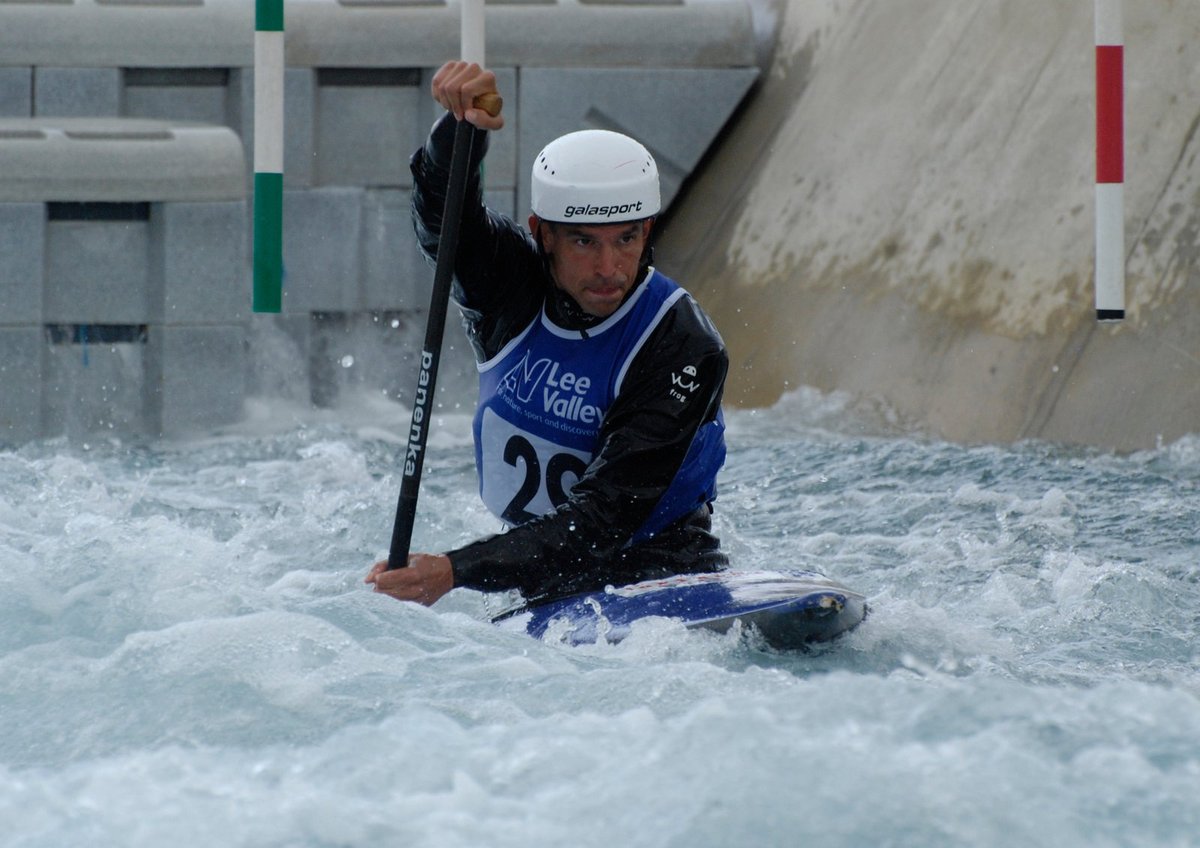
[531,217,653,318]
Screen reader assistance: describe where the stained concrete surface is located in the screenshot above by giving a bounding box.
[657,0,1200,451]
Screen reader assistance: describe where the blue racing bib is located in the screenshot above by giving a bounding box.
[473,269,723,539]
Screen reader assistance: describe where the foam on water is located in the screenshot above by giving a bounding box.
[2,387,1199,847]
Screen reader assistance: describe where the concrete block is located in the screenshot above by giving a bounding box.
[516,67,757,216]
[315,69,421,187]
[228,67,252,174]
[0,327,41,444]
[305,311,413,408]
[44,213,151,324]
[432,315,485,412]
[0,203,44,324]
[42,332,148,440]
[0,0,252,68]
[122,68,231,127]
[0,118,245,204]
[34,67,121,117]
[245,312,312,402]
[147,324,247,435]
[280,187,362,312]
[284,0,755,70]
[150,201,248,325]
[284,69,317,188]
[302,310,475,412]
[0,68,32,118]
[357,186,519,315]
[361,188,424,311]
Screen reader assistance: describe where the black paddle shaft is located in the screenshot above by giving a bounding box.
[387,118,476,570]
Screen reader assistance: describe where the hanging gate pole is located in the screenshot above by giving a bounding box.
[253,0,284,314]
[1095,0,1125,322]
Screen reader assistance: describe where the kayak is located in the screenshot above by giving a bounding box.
[494,569,868,649]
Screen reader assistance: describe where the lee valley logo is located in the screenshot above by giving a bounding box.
[499,353,603,424]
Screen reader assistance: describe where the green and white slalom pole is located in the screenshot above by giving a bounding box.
[253,0,284,313]
[1095,0,1124,322]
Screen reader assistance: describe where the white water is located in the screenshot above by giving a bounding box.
[2,388,1199,847]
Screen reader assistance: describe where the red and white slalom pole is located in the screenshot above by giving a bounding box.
[1095,0,1124,321]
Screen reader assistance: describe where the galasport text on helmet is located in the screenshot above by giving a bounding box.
[531,130,661,225]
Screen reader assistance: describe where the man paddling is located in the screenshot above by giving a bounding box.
[367,60,729,608]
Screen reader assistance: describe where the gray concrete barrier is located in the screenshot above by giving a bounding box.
[657,0,1200,451]
[0,118,246,441]
[0,0,760,441]
[0,118,244,202]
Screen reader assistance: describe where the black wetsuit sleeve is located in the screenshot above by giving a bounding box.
[410,112,545,362]
[446,295,729,603]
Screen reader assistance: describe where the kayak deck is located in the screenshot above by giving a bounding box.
[495,569,868,649]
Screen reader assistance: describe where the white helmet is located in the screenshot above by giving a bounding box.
[530,129,661,224]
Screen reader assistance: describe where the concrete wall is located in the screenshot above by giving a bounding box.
[658,0,1200,451]
[0,121,247,441]
[0,0,759,442]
